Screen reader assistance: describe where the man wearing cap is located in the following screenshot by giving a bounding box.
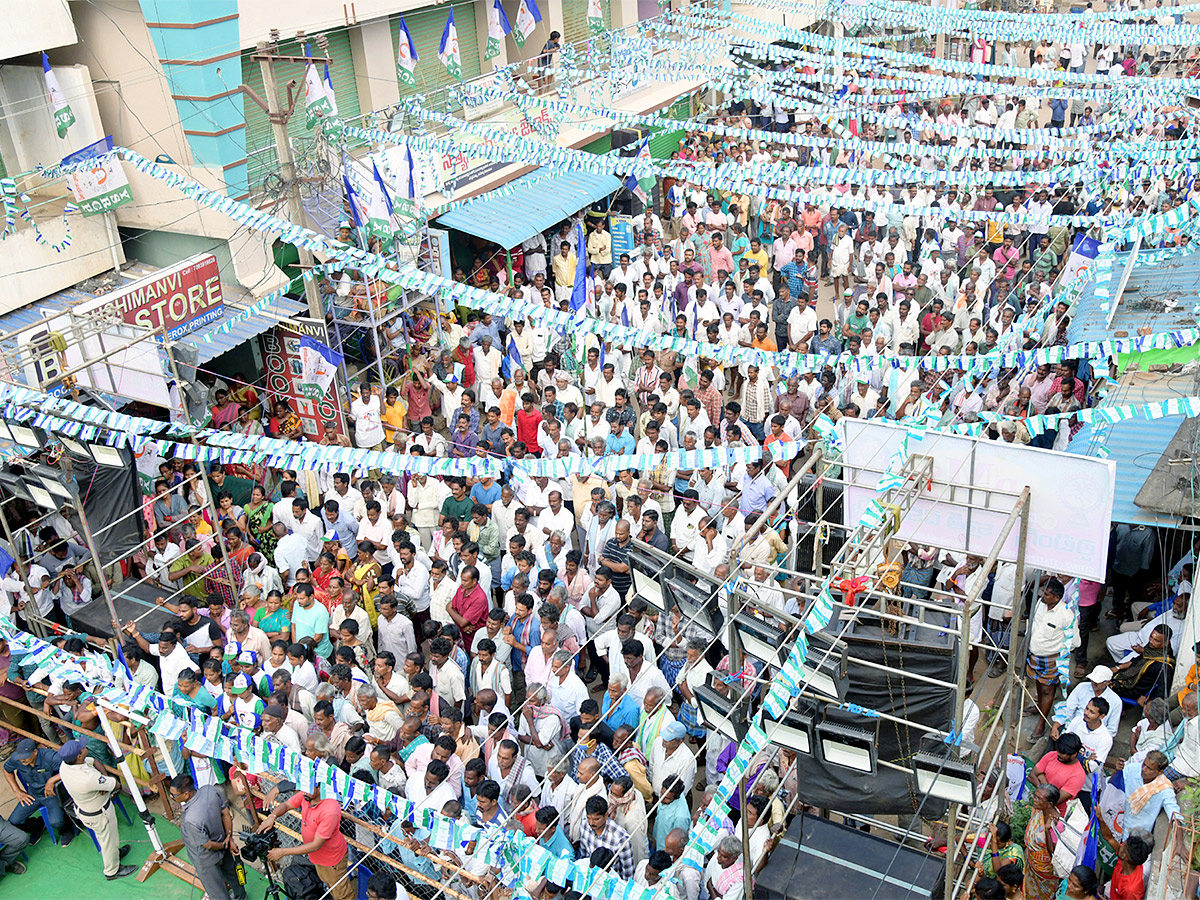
[3,738,71,844]
[257,781,353,900]
[649,721,696,796]
[171,773,245,900]
[56,740,135,879]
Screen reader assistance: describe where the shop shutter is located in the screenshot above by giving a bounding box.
[241,29,362,198]
[390,4,482,97]
[647,127,685,159]
[561,0,610,48]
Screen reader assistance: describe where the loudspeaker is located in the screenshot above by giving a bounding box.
[612,127,644,155]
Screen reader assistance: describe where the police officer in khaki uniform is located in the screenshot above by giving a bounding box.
[55,741,137,880]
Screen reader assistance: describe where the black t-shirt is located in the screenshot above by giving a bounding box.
[173,616,223,652]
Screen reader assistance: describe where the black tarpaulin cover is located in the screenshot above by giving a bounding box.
[753,813,945,900]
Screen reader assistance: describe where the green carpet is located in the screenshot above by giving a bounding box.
[5,810,268,900]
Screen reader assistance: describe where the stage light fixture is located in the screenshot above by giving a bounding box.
[695,673,748,742]
[0,470,33,503]
[662,575,716,635]
[25,483,56,510]
[763,701,818,755]
[88,442,126,468]
[629,548,670,613]
[796,630,850,701]
[732,612,788,668]
[912,747,978,806]
[816,720,877,774]
[7,423,41,448]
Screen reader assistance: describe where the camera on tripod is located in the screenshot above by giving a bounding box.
[239,829,280,863]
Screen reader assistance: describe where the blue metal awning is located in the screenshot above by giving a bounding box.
[1067,250,1200,344]
[434,168,622,247]
[180,294,306,364]
[0,263,306,384]
[1067,374,1191,528]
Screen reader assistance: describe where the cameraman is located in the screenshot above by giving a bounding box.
[170,774,246,900]
[256,782,353,900]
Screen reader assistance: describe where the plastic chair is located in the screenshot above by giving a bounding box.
[113,795,133,826]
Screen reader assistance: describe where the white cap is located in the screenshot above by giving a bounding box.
[1086,665,1114,683]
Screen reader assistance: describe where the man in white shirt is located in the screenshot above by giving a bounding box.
[650,721,697,796]
[548,650,589,718]
[1026,579,1078,740]
[148,534,182,589]
[786,296,817,350]
[1051,665,1122,737]
[1064,697,1115,769]
[291,498,324,563]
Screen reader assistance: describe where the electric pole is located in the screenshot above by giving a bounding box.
[244,33,326,321]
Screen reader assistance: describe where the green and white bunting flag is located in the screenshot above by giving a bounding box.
[396,17,419,86]
[42,53,74,138]
[486,0,512,60]
[439,10,463,80]
[512,0,542,48]
[587,0,605,33]
[303,45,333,129]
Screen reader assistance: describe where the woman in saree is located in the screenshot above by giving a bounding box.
[346,541,381,628]
[1024,783,1064,900]
[256,590,291,644]
[244,486,275,555]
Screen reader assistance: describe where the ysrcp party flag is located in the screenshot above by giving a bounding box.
[396,17,419,87]
[512,0,542,48]
[321,63,339,116]
[622,137,654,204]
[42,53,74,138]
[587,0,605,33]
[303,45,333,128]
[439,11,462,80]
[486,0,512,61]
[61,137,133,217]
[393,141,421,220]
[343,157,395,243]
[298,336,342,399]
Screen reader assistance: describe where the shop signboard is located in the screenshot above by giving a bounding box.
[260,318,348,442]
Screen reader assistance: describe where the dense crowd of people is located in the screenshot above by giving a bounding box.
[0,19,1197,900]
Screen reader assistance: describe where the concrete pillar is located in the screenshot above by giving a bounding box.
[350,20,400,113]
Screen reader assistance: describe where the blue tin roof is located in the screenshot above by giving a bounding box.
[1067,372,1195,528]
[434,168,622,248]
[1067,249,1200,344]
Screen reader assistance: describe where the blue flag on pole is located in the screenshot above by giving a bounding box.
[568,222,588,313]
[503,335,523,379]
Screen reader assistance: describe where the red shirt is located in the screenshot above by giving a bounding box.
[1109,860,1145,900]
[450,583,489,647]
[286,794,347,867]
[404,382,433,424]
[1035,752,1086,815]
[515,408,543,454]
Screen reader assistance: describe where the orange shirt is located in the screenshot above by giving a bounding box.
[764,432,794,476]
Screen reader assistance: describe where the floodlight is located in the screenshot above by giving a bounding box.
[694,673,747,742]
[0,470,33,503]
[662,575,715,634]
[7,424,41,448]
[763,701,817,755]
[26,483,56,510]
[912,743,978,806]
[36,476,75,502]
[57,436,92,459]
[817,719,877,774]
[629,548,670,613]
[88,443,126,468]
[732,612,788,668]
[0,421,12,443]
[796,630,850,701]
